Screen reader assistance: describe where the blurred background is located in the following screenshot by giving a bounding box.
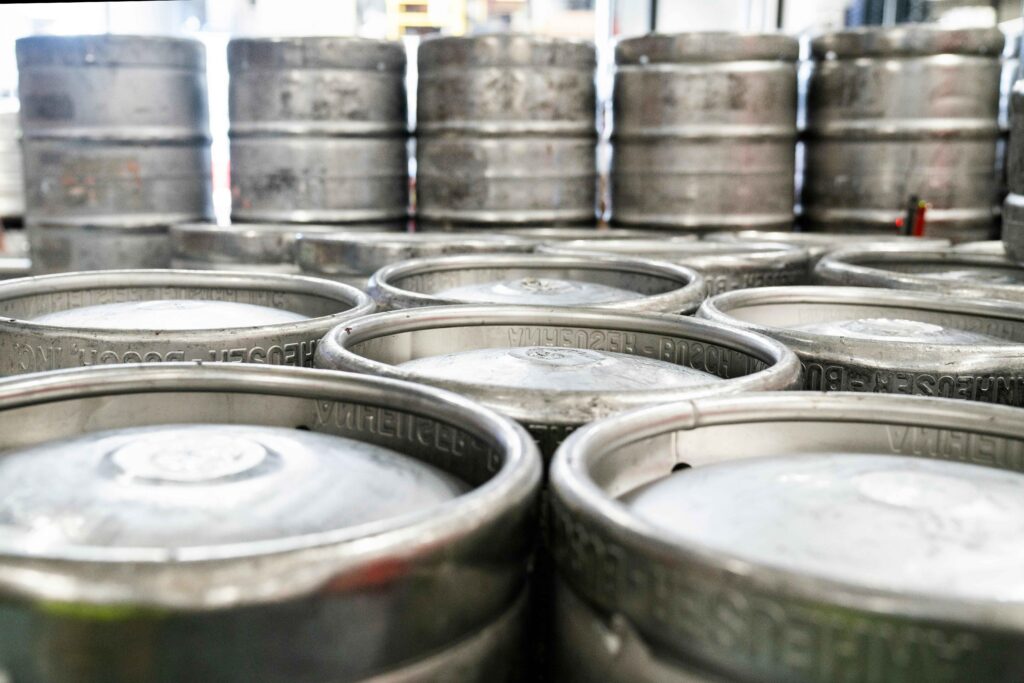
[0,0,1019,225]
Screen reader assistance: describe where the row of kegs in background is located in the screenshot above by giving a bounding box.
[0,227,1023,680]
[1,25,1024,278]
[4,25,1024,683]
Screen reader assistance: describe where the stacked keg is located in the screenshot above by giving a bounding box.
[0,102,23,226]
[16,35,213,273]
[803,26,1004,242]
[416,34,597,229]
[1005,53,1024,261]
[610,33,800,232]
[228,37,409,226]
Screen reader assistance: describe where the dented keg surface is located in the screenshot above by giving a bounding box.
[367,254,707,314]
[804,26,1003,242]
[0,106,24,220]
[228,37,409,224]
[0,362,540,682]
[296,232,531,290]
[416,34,597,225]
[550,392,1024,683]
[16,35,213,228]
[814,248,1024,302]
[699,285,1024,402]
[29,223,172,274]
[539,239,809,295]
[611,33,799,231]
[170,222,404,274]
[704,231,950,263]
[553,581,732,683]
[315,305,800,456]
[0,270,373,376]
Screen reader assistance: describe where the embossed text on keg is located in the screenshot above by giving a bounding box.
[804,362,1024,405]
[886,425,1024,470]
[549,501,982,683]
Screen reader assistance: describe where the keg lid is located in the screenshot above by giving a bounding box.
[418,33,595,70]
[16,34,206,70]
[228,36,406,71]
[0,423,466,551]
[551,392,1024,682]
[367,254,707,314]
[317,305,800,429]
[296,231,531,278]
[811,26,1005,59]
[616,32,799,64]
[32,299,310,330]
[814,249,1024,303]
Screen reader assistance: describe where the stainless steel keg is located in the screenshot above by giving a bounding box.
[296,232,530,290]
[610,33,799,231]
[704,230,950,263]
[700,285,1024,402]
[997,29,1019,201]
[315,305,800,456]
[0,269,373,376]
[29,223,171,274]
[170,222,403,274]
[0,362,540,682]
[0,105,23,221]
[1005,78,1024,262]
[815,248,1024,302]
[416,34,597,226]
[16,35,213,228]
[550,392,1024,683]
[490,226,697,242]
[539,239,809,294]
[367,254,707,314]
[803,26,1003,242]
[228,38,408,224]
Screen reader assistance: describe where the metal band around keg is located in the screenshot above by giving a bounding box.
[367,254,707,314]
[314,305,801,455]
[549,392,1024,683]
[814,248,1024,302]
[615,32,799,64]
[0,270,374,375]
[703,231,950,263]
[811,26,1005,59]
[698,285,1024,404]
[0,362,540,681]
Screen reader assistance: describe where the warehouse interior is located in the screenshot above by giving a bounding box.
[1,1,1024,682]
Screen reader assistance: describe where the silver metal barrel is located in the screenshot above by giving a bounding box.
[1005,79,1024,262]
[296,232,531,290]
[228,37,409,224]
[814,248,1024,302]
[610,33,799,231]
[699,285,1024,402]
[315,305,800,457]
[367,254,707,314]
[539,239,809,294]
[0,362,540,682]
[996,29,1019,202]
[29,223,172,274]
[704,230,950,263]
[16,35,212,230]
[416,34,597,226]
[803,26,1003,242]
[0,269,373,376]
[170,222,403,274]
[550,392,1024,683]
[0,106,23,221]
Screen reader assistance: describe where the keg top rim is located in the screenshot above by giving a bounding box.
[367,253,708,314]
[539,239,810,267]
[0,362,540,607]
[615,32,799,64]
[228,36,406,70]
[699,284,1024,352]
[317,304,800,426]
[492,227,693,241]
[811,25,1005,59]
[815,248,1024,301]
[16,34,206,69]
[704,231,950,248]
[0,269,373,335]
[418,32,596,69]
[551,391,1024,642]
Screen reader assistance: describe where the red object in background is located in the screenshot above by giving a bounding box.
[911,201,927,237]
